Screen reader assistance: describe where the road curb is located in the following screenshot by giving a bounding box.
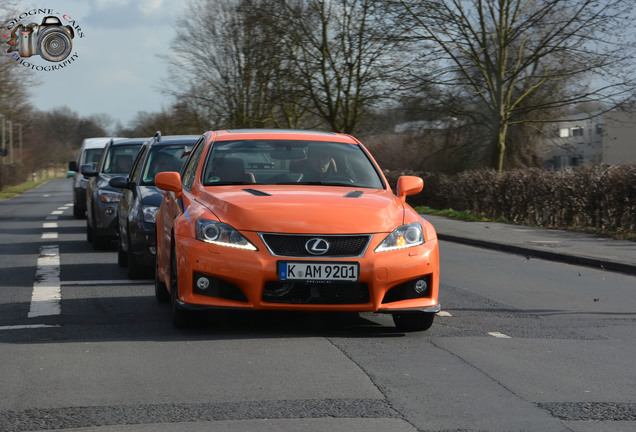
[437,233,636,276]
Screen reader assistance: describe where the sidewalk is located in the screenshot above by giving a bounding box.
[422,214,636,275]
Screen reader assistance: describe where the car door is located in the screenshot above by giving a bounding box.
[156,137,206,286]
[121,145,148,248]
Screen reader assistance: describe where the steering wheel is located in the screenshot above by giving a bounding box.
[324,175,356,184]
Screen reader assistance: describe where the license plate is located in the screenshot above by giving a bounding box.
[278,262,359,282]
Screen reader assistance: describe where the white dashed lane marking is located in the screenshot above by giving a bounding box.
[28,244,61,318]
[28,207,66,318]
[488,331,512,338]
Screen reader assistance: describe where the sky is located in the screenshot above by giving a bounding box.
[6,0,183,130]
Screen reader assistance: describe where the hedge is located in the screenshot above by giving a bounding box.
[385,165,636,235]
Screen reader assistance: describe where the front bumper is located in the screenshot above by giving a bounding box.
[129,221,157,267]
[173,232,440,313]
[94,199,119,238]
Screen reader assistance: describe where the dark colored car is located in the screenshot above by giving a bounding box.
[109,133,198,278]
[69,137,123,218]
[82,138,145,249]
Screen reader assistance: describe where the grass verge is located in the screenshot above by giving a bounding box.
[0,177,65,200]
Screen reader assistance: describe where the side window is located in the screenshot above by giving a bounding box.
[129,146,148,182]
[181,138,206,190]
[96,144,110,172]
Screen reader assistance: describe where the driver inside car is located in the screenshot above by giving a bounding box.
[299,145,336,182]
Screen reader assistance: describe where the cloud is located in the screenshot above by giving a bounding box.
[82,0,178,29]
[27,0,180,125]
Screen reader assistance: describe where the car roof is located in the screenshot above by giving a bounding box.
[81,137,124,149]
[150,135,200,146]
[211,129,360,144]
[110,138,147,146]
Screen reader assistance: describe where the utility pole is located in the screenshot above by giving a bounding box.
[16,123,22,164]
[0,114,5,164]
[7,120,13,164]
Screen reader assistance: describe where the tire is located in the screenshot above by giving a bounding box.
[155,257,170,303]
[127,233,146,279]
[91,206,109,250]
[170,243,190,328]
[117,237,127,267]
[392,311,435,332]
[86,217,93,242]
[73,203,84,219]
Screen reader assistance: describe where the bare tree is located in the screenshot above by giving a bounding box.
[164,0,291,129]
[117,103,206,137]
[275,0,408,133]
[0,1,39,128]
[163,0,410,134]
[395,0,636,171]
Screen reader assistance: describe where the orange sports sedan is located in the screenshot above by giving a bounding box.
[154,129,440,331]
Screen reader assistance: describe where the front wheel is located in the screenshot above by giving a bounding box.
[91,206,109,250]
[155,257,170,303]
[392,311,435,332]
[170,243,190,328]
[127,233,147,280]
[117,238,127,267]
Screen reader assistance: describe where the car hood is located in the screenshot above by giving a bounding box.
[197,186,405,234]
[139,185,163,207]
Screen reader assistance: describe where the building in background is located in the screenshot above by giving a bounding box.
[541,112,636,168]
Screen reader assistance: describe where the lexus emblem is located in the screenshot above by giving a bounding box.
[305,238,330,255]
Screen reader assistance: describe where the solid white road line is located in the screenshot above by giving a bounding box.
[28,244,61,318]
[0,324,61,331]
[61,280,152,286]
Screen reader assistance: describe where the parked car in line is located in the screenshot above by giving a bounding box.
[154,129,440,331]
[81,138,145,249]
[69,137,124,218]
[109,132,198,279]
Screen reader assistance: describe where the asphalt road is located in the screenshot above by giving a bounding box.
[0,178,635,432]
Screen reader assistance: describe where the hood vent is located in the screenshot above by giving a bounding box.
[344,190,364,198]
[243,188,272,196]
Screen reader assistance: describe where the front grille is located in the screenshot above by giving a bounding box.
[263,281,370,304]
[260,234,371,257]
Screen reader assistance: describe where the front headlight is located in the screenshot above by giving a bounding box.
[142,205,159,223]
[375,222,424,252]
[98,189,122,203]
[195,219,257,250]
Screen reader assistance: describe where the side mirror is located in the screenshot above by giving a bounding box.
[69,161,78,172]
[155,171,183,196]
[109,176,131,189]
[396,176,423,201]
[80,163,97,178]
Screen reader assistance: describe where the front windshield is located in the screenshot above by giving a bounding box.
[140,145,189,186]
[103,144,142,174]
[202,140,385,189]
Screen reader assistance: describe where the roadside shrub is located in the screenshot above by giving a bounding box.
[0,163,26,191]
[385,165,636,236]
